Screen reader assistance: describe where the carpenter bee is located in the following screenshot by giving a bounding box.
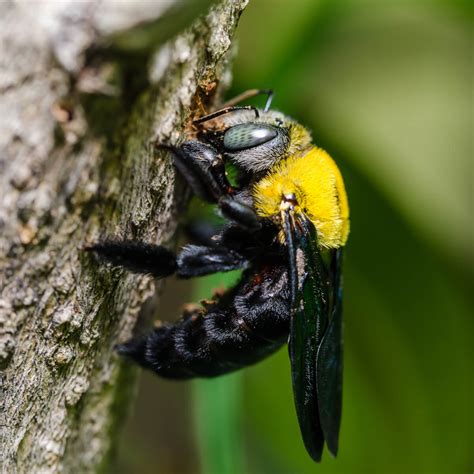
[88,89,349,462]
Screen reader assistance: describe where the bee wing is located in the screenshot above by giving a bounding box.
[283,212,343,461]
[316,247,343,457]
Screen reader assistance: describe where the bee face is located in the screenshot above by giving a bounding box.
[201,110,311,174]
[222,121,290,173]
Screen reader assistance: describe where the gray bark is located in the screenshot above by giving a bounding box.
[0,0,247,472]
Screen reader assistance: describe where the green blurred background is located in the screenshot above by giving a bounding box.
[118,1,472,473]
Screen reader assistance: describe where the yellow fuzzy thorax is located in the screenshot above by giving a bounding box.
[253,147,350,248]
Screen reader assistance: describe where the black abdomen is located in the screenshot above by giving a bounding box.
[118,264,291,379]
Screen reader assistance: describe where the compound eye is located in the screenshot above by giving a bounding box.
[223,124,277,152]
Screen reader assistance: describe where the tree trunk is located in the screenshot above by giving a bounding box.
[0,1,247,471]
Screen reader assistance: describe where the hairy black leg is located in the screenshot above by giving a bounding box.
[87,240,248,279]
[177,222,280,277]
[86,241,177,278]
[176,245,247,278]
[165,141,260,230]
[182,220,280,271]
[117,263,291,379]
[218,195,260,230]
[165,141,231,202]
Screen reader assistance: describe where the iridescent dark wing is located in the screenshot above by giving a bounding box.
[316,246,343,457]
[283,212,343,462]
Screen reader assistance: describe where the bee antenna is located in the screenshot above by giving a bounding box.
[193,105,259,125]
[220,88,274,112]
[262,89,273,112]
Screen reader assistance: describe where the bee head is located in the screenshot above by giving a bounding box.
[200,110,313,174]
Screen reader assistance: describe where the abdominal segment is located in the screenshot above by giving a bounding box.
[117,264,292,378]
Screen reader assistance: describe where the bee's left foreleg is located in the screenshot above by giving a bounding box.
[163,141,231,203]
[165,141,260,230]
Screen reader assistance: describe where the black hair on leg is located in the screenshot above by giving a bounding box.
[218,195,261,231]
[176,244,247,278]
[86,241,177,278]
[163,141,232,203]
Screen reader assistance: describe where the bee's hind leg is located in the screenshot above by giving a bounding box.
[86,241,247,279]
[85,241,177,279]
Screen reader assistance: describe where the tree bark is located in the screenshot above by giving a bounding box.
[0,1,247,472]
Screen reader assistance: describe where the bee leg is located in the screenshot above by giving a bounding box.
[176,244,247,278]
[164,141,260,230]
[218,195,260,231]
[85,241,177,279]
[162,141,232,203]
[86,241,246,279]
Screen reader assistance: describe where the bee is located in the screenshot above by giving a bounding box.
[88,89,349,462]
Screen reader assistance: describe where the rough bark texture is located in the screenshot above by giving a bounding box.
[0,0,247,472]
